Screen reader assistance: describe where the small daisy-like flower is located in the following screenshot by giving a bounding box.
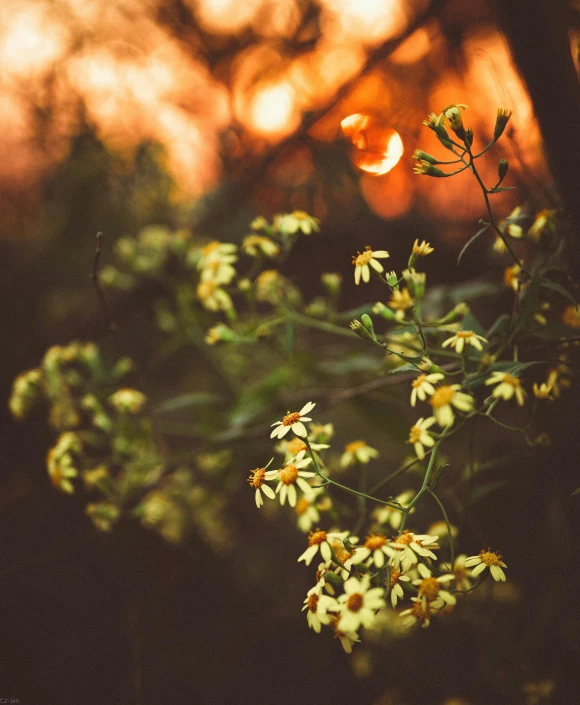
[270,401,316,439]
[439,103,468,132]
[528,209,557,241]
[373,490,414,530]
[442,330,488,354]
[562,304,580,328]
[329,615,361,653]
[351,533,392,569]
[340,440,379,468]
[533,382,554,400]
[298,529,351,566]
[274,211,320,235]
[302,591,338,633]
[410,373,444,406]
[496,207,524,247]
[47,432,81,494]
[275,454,315,507]
[399,597,438,628]
[247,464,278,508]
[197,241,238,285]
[337,575,385,633]
[308,562,337,596]
[204,324,235,345]
[388,530,439,572]
[242,234,280,258]
[408,417,437,459]
[295,490,322,533]
[388,288,414,319]
[429,385,474,427]
[451,554,473,592]
[464,549,507,582]
[412,239,434,257]
[413,563,456,606]
[504,264,521,291]
[386,566,411,608]
[196,280,233,312]
[485,371,526,406]
[108,388,147,414]
[352,246,390,285]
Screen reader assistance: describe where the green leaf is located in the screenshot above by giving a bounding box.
[284,321,295,357]
[154,392,223,413]
[488,186,516,193]
[388,363,422,375]
[467,480,514,505]
[572,487,580,496]
[538,278,578,308]
[486,314,511,339]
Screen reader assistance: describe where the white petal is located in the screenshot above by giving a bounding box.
[355,266,361,285]
[255,489,263,508]
[298,544,319,565]
[369,258,384,273]
[261,484,276,499]
[362,264,370,283]
[300,401,316,415]
[292,422,308,437]
[471,562,487,576]
[321,541,332,562]
[288,484,297,507]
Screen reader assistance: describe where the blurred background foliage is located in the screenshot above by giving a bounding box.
[1,0,580,704]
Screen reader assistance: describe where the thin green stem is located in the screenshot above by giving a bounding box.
[426,487,455,568]
[304,438,401,510]
[466,145,525,271]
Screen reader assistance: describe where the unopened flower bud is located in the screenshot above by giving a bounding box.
[321,272,342,296]
[361,314,377,341]
[413,160,447,177]
[385,271,399,289]
[494,108,513,141]
[350,319,375,342]
[439,302,470,324]
[412,150,438,164]
[497,158,509,183]
[464,127,474,147]
[372,302,398,321]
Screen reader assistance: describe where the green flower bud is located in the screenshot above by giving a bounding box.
[413,160,447,177]
[385,271,399,289]
[350,319,375,342]
[361,314,377,341]
[497,158,509,183]
[494,108,513,141]
[464,127,474,147]
[372,302,397,321]
[412,149,438,164]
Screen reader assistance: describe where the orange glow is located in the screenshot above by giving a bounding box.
[341,114,404,175]
[319,0,413,46]
[389,27,432,65]
[249,82,300,136]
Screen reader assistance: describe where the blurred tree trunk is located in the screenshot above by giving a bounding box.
[491,0,580,268]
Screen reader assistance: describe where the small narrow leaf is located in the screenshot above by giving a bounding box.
[457,225,489,266]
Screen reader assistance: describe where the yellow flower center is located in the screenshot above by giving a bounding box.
[308,529,327,546]
[408,426,422,444]
[394,530,414,546]
[562,305,580,327]
[389,289,413,311]
[247,467,266,489]
[202,241,221,257]
[279,464,299,485]
[419,577,440,601]
[456,331,474,339]
[503,374,520,388]
[197,280,217,299]
[295,497,310,515]
[332,543,352,564]
[479,549,503,566]
[364,534,387,550]
[346,593,363,612]
[410,600,431,622]
[353,247,373,266]
[282,411,301,427]
[389,569,401,588]
[286,438,307,454]
[430,386,455,409]
[345,440,366,453]
[412,374,427,389]
[293,211,309,220]
[307,593,319,613]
